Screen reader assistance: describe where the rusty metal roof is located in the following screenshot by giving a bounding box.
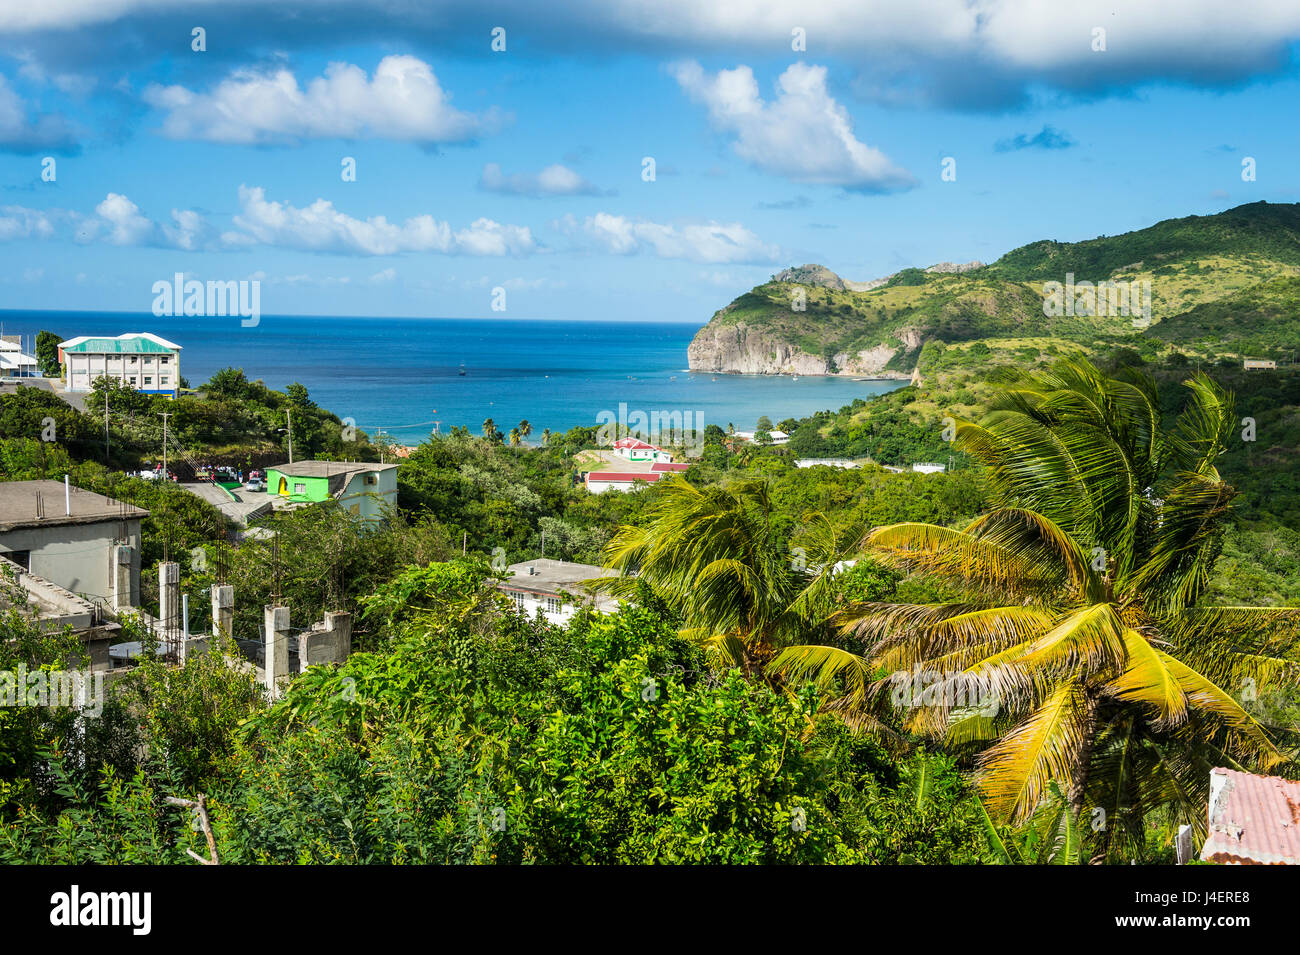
[1201,767,1300,865]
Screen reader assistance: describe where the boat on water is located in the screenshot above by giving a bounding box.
[459,363,466,376]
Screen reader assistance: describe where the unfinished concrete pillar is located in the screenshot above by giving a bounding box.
[210,584,234,641]
[158,561,180,652]
[111,545,134,610]
[299,611,353,671]
[263,604,290,699]
[325,611,352,662]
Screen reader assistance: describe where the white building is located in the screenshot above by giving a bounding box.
[496,558,621,625]
[0,337,38,378]
[584,470,664,494]
[912,462,947,474]
[611,437,673,463]
[733,430,790,445]
[59,332,182,396]
[794,458,859,469]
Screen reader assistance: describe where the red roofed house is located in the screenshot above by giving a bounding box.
[585,470,663,495]
[612,437,671,464]
[650,462,690,473]
[1201,767,1300,865]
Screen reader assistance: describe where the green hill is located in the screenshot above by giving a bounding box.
[688,202,1300,376]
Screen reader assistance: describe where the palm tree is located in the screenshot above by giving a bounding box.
[518,419,532,447]
[541,428,551,446]
[600,478,858,676]
[774,361,1300,855]
[509,427,521,457]
[482,418,497,443]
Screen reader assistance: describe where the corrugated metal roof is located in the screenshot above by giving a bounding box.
[59,332,180,354]
[1201,768,1300,865]
[586,471,662,482]
[650,462,690,472]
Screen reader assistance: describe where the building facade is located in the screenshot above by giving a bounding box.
[59,333,182,396]
[266,461,398,522]
[495,558,620,625]
[0,337,38,378]
[584,470,663,494]
[0,480,146,606]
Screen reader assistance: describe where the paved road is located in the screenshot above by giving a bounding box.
[180,482,273,526]
[0,377,88,412]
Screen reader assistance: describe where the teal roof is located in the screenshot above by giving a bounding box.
[62,339,169,354]
[60,334,179,354]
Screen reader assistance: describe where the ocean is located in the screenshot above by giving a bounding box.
[0,311,905,444]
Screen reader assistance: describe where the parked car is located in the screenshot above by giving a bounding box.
[244,477,265,492]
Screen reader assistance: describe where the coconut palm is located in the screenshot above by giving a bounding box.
[774,361,1300,855]
[600,477,859,676]
[508,427,521,457]
[518,419,532,446]
[541,428,551,446]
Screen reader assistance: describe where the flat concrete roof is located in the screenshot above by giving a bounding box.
[499,558,618,595]
[267,461,399,478]
[0,480,148,532]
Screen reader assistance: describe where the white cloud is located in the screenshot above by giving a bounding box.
[144,55,501,145]
[671,61,914,192]
[0,204,56,241]
[479,162,607,197]
[93,192,154,245]
[0,73,79,152]
[569,212,782,264]
[232,185,537,256]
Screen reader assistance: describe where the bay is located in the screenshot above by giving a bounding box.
[0,311,904,444]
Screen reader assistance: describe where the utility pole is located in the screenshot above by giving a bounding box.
[159,411,172,477]
[286,409,294,464]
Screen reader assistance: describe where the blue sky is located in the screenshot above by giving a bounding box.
[1,2,1298,323]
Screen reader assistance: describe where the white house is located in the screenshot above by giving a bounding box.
[795,458,859,469]
[912,462,947,474]
[496,558,620,625]
[733,430,789,445]
[585,470,663,494]
[1243,359,1277,370]
[59,332,182,396]
[612,437,672,463]
[0,337,38,378]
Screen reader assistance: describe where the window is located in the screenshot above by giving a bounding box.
[129,377,137,385]
[365,474,378,485]
[143,376,152,385]
[545,597,561,613]
[293,483,306,495]
[160,356,169,364]
[129,356,137,364]
[510,592,526,610]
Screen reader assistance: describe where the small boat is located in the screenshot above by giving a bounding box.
[792,376,799,381]
[459,363,467,376]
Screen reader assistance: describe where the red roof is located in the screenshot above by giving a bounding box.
[613,438,658,450]
[1202,768,1300,865]
[586,471,662,483]
[650,462,690,472]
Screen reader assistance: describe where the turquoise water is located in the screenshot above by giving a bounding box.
[0,311,904,444]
